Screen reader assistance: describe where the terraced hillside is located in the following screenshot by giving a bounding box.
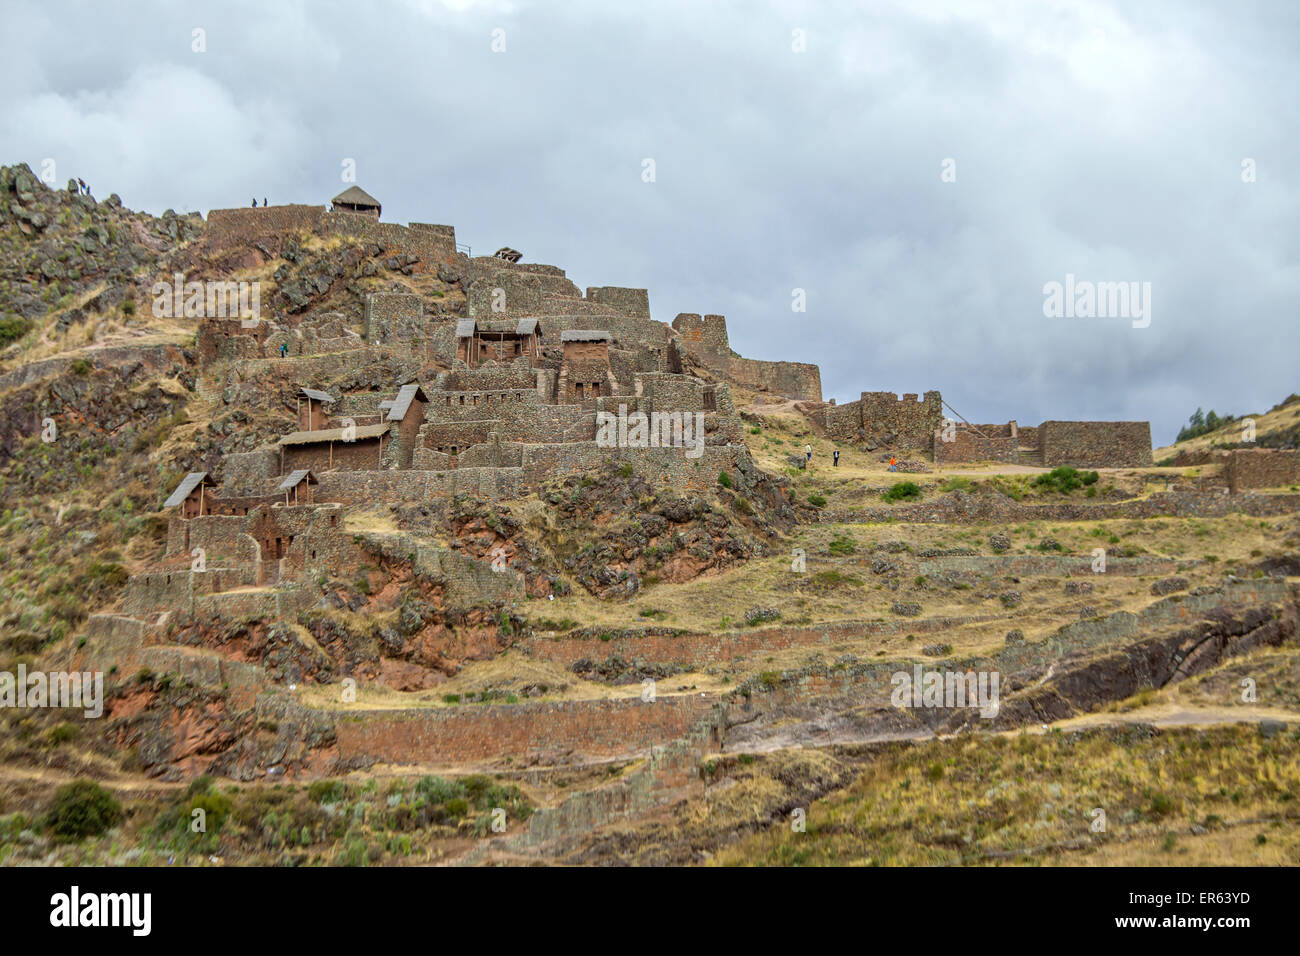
[0,163,1297,867]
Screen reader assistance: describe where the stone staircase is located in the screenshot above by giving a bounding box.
[1018,446,1044,467]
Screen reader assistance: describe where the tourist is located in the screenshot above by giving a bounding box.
[889,456,897,472]
[805,443,812,463]
[280,342,288,358]
[263,197,268,207]
[251,197,257,207]
[833,449,839,467]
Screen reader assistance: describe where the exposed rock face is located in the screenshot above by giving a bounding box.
[0,163,199,322]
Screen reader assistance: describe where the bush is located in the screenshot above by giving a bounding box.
[0,316,32,346]
[807,493,827,508]
[827,534,856,556]
[883,481,922,502]
[69,359,91,376]
[717,471,733,489]
[1034,467,1098,494]
[939,476,975,493]
[45,780,122,840]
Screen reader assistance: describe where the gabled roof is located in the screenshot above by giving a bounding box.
[516,318,540,336]
[277,422,391,446]
[300,387,335,403]
[560,329,613,343]
[278,469,319,490]
[455,318,477,338]
[332,185,381,208]
[164,472,210,508]
[387,383,429,422]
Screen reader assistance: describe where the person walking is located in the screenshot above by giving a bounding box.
[889,456,898,472]
[833,449,839,467]
[251,197,257,207]
[805,443,812,464]
[279,342,288,358]
[263,197,268,207]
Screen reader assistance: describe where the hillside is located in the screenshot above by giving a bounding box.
[0,162,1297,868]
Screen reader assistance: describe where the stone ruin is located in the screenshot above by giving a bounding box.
[141,185,1162,629]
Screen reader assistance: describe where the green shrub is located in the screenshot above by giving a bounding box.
[69,359,91,376]
[883,481,922,502]
[717,471,733,489]
[807,493,827,508]
[939,476,975,493]
[827,534,856,556]
[1033,466,1097,494]
[0,316,32,346]
[45,780,122,840]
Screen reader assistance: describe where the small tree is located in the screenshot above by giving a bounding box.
[45,780,122,841]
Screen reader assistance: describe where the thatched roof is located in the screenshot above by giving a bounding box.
[164,472,210,508]
[277,423,391,446]
[386,383,429,422]
[278,469,319,490]
[331,185,381,209]
[560,330,612,343]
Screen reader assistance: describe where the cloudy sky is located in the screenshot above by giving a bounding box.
[4,0,1296,445]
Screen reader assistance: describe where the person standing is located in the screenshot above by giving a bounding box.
[889,456,897,472]
[805,443,812,463]
[833,449,839,467]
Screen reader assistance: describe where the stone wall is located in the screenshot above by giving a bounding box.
[364,293,424,346]
[1039,421,1152,468]
[586,287,650,319]
[319,213,457,268]
[670,313,821,402]
[333,694,718,767]
[520,442,747,490]
[933,426,1019,464]
[467,271,543,319]
[826,390,942,451]
[1224,448,1300,492]
[313,467,527,505]
[202,205,326,251]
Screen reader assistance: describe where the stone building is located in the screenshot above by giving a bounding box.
[558,330,615,404]
[455,317,544,366]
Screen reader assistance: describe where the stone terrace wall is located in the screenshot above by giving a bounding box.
[670,313,821,402]
[314,467,527,505]
[319,213,456,268]
[364,293,425,345]
[520,442,747,490]
[724,356,823,403]
[202,205,326,251]
[586,287,650,318]
[1039,420,1152,468]
[467,271,542,319]
[332,694,718,767]
[1225,448,1300,492]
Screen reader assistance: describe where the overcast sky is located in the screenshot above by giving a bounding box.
[4,0,1296,445]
